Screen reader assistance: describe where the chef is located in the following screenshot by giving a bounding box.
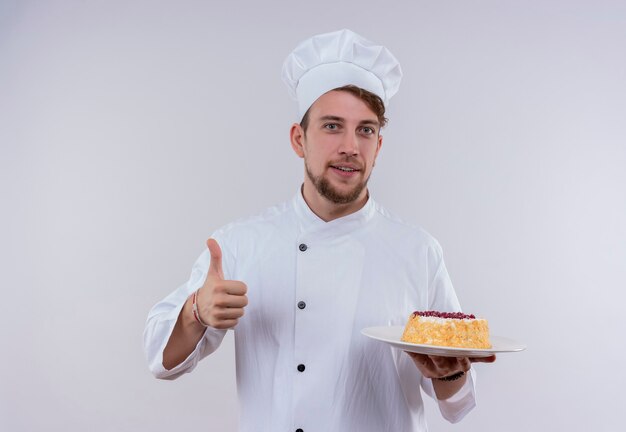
[144,29,495,432]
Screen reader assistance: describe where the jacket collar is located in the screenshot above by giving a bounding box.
[292,185,376,238]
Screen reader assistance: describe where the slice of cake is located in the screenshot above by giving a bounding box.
[401,311,492,349]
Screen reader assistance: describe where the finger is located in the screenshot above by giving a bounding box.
[212,319,239,330]
[212,293,248,309]
[217,281,247,296]
[457,357,471,372]
[470,354,497,364]
[406,352,430,366]
[206,238,224,279]
[224,294,248,308]
[429,355,451,370]
[212,292,247,309]
[215,307,245,320]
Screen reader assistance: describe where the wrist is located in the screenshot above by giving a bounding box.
[191,289,210,327]
[183,291,208,330]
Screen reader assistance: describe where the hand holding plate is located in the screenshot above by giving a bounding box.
[406,352,496,379]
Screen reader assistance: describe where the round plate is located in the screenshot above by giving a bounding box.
[361,325,526,358]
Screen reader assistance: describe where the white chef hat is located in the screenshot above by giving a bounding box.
[282,29,403,119]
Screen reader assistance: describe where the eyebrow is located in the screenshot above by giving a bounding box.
[319,115,380,127]
[319,115,344,123]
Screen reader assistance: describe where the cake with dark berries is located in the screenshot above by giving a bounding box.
[401,311,491,349]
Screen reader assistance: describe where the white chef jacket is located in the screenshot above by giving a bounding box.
[144,190,477,431]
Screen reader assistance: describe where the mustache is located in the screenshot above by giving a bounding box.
[327,159,364,170]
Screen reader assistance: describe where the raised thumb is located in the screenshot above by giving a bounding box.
[206,238,224,279]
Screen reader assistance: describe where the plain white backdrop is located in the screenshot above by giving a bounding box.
[2,0,625,431]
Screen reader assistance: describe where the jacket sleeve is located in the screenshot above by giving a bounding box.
[143,246,228,380]
[422,240,478,422]
[420,368,477,423]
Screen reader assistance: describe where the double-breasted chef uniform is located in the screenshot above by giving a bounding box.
[144,190,477,431]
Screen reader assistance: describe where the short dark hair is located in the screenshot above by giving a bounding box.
[300,85,388,133]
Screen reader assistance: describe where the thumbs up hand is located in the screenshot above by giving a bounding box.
[195,238,248,329]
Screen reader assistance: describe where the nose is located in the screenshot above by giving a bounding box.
[338,131,359,156]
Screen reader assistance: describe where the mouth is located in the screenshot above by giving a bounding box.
[329,164,361,178]
[330,164,360,172]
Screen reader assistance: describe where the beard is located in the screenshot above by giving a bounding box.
[305,160,370,205]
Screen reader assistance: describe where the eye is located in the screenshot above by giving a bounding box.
[360,126,376,135]
[324,123,339,130]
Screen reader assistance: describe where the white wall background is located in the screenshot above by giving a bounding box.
[2,0,625,431]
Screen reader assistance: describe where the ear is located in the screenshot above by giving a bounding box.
[290,123,305,158]
[373,134,383,166]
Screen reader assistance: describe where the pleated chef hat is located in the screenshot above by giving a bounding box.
[282,29,403,119]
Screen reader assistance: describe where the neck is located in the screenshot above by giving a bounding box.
[301,182,369,222]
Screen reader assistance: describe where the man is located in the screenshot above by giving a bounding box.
[144,29,495,431]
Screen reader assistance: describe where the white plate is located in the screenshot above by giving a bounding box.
[361,326,526,358]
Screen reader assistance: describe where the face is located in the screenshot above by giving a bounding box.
[290,90,383,206]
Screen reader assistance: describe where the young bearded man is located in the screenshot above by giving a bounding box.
[144,29,495,432]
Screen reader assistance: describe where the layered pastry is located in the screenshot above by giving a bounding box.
[401,311,491,349]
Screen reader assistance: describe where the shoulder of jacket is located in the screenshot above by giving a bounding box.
[371,200,442,250]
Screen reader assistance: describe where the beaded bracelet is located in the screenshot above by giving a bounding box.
[192,289,209,327]
[436,371,465,382]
